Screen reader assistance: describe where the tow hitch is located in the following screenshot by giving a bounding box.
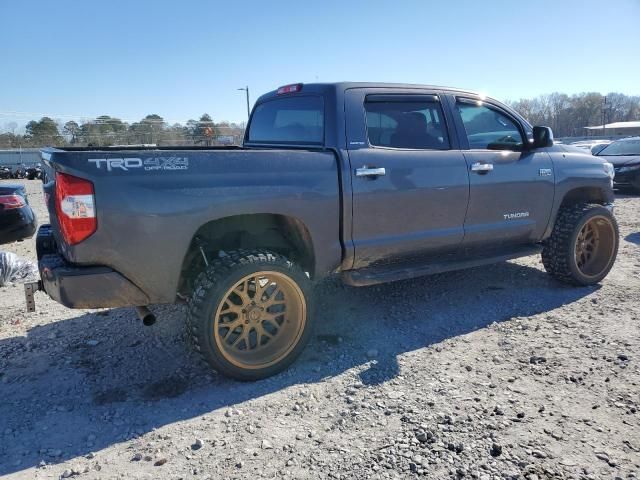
[24,281,43,313]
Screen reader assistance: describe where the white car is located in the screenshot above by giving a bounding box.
[570,140,612,155]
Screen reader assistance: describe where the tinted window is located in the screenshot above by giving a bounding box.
[365,100,450,149]
[248,96,324,144]
[456,102,524,150]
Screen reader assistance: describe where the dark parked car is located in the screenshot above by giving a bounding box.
[26,164,43,180]
[594,136,640,192]
[0,166,11,179]
[34,82,618,380]
[11,165,26,179]
[0,183,37,244]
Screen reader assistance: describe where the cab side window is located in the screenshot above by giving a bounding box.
[456,101,524,151]
[365,100,450,150]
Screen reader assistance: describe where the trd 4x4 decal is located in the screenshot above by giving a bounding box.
[88,157,189,172]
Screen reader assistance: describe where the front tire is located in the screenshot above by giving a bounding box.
[187,249,314,381]
[542,204,619,285]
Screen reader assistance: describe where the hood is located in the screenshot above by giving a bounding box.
[558,144,588,154]
[598,154,640,167]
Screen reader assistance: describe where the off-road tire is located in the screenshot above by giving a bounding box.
[542,203,619,286]
[187,249,313,381]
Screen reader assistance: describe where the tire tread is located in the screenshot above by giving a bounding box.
[186,249,311,380]
[542,203,618,285]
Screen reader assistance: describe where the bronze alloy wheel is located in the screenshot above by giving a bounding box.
[213,271,307,369]
[573,215,616,279]
[542,204,619,286]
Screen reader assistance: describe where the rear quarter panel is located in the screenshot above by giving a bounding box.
[45,149,341,303]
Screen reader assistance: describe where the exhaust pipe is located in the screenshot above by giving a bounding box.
[135,306,156,326]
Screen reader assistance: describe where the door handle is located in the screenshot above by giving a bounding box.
[355,166,386,178]
[470,162,493,173]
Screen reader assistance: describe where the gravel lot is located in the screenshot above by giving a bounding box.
[1,179,639,480]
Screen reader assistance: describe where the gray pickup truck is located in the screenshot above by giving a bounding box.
[35,82,619,380]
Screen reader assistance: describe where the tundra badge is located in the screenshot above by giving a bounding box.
[503,212,530,220]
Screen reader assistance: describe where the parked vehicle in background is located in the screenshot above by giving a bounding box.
[570,139,611,154]
[0,166,11,179]
[11,164,26,179]
[594,136,640,192]
[25,164,43,180]
[33,82,619,380]
[591,142,611,155]
[0,183,37,244]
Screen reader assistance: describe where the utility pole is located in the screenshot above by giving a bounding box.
[237,86,250,120]
[602,96,607,137]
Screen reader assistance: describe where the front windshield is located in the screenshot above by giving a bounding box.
[598,139,640,156]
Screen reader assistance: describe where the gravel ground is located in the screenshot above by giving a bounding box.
[1,179,639,480]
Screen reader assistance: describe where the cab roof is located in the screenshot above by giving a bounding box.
[257,82,494,103]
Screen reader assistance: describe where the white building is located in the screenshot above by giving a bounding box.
[584,121,640,137]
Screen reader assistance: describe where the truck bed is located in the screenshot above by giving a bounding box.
[40,147,343,304]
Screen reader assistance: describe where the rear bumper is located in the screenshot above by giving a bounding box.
[37,225,149,308]
[614,169,640,186]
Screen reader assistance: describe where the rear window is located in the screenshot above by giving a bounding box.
[248,96,324,145]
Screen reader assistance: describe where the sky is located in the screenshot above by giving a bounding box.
[1,0,639,130]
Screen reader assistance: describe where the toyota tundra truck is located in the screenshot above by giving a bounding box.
[33,82,619,380]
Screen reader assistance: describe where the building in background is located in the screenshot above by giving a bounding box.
[584,121,640,137]
[0,148,41,168]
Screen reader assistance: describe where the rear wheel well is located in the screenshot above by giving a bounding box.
[560,187,607,208]
[178,214,315,297]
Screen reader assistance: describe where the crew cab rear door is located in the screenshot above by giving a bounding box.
[344,88,470,269]
[448,96,555,249]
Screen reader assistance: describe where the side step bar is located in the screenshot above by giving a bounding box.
[342,245,543,287]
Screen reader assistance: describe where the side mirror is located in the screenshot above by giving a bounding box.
[532,126,554,148]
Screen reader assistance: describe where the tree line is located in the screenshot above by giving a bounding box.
[1,91,639,149]
[0,114,246,149]
[506,92,640,137]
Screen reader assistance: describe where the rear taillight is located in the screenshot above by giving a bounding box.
[0,194,26,210]
[55,172,96,245]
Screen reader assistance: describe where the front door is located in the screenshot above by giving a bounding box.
[345,89,470,269]
[451,97,555,249]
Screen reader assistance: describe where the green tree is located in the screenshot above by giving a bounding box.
[63,121,80,144]
[79,116,127,146]
[24,117,64,146]
[162,123,190,145]
[0,133,22,148]
[129,114,166,144]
